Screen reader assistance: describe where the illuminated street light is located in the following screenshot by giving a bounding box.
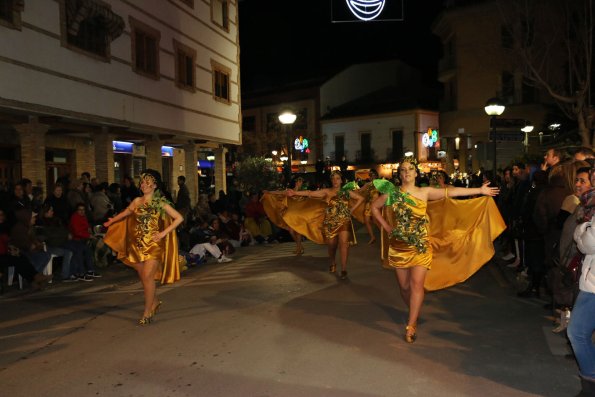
[484,97,506,174]
[278,110,296,176]
[404,151,414,157]
[521,124,534,133]
[548,123,561,130]
[272,150,278,156]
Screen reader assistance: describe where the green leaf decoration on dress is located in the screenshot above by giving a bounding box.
[373,180,427,253]
[144,190,171,218]
[373,179,397,205]
[338,181,359,199]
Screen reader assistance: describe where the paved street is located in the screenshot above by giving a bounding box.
[0,227,580,397]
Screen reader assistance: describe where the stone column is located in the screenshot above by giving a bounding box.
[214,146,227,195]
[144,137,162,174]
[444,137,456,175]
[94,127,115,184]
[458,133,468,173]
[15,117,49,194]
[183,142,197,206]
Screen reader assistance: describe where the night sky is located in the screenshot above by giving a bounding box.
[238,0,445,92]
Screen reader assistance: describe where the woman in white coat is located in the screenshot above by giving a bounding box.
[568,187,595,396]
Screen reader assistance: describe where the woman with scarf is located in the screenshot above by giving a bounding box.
[103,170,183,325]
[371,156,503,343]
[286,171,364,280]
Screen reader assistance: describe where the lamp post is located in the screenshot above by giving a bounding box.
[521,122,534,153]
[484,97,506,177]
[278,110,297,176]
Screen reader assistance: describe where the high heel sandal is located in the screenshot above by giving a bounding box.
[339,270,348,280]
[151,300,163,317]
[329,263,336,273]
[296,247,304,256]
[138,314,153,326]
[404,324,417,343]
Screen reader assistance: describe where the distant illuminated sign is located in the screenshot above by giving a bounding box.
[422,128,439,148]
[332,0,403,23]
[294,136,310,153]
[346,0,385,21]
[161,146,174,157]
[113,141,133,153]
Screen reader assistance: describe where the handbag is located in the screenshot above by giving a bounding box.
[562,253,583,287]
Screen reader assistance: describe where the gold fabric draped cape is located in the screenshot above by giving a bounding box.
[261,192,327,244]
[103,205,180,284]
[380,193,505,291]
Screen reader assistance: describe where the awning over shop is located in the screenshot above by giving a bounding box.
[66,0,125,41]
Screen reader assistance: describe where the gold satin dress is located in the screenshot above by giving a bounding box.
[380,190,506,291]
[322,195,356,244]
[103,203,180,284]
[383,194,432,269]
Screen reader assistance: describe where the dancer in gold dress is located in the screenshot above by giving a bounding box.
[287,171,364,280]
[103,170,183,325]
[370,157,504,342]
[262,177,308,255]
[360,168,381,244]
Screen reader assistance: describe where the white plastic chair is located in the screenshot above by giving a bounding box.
[7,266,23,290]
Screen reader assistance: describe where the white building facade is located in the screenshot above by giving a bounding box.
[0,0,240,201]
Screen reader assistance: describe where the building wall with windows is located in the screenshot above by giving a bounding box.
[433,1,553,172]
[321,110,439,166]
[0,0,240,200]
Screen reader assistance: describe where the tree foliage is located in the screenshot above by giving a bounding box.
[234,156,280,194]
[498,0,593,145]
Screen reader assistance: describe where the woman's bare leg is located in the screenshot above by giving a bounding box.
[327,236,338,271]
[395,268,411,306]
[406,266,427,327]
[289,229,303,254]
[338,230,350,272]
[133,260,158,318]
[364,216,376,244]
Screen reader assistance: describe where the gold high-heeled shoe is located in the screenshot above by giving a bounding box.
[404,324,417,343]
[138,315,153,326]
[329,263,336,273]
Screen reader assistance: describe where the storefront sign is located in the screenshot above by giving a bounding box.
[113,140,133,154]
[161,146,174,157]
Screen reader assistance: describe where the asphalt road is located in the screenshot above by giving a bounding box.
[0,228,580,397]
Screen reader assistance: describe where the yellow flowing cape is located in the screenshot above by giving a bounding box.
[261,192,327,244]
[380,196,506,291]
[103,215,180,284]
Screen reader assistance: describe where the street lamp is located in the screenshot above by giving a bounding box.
[278,110,297,175]
[484,97,506,176]
[521,122,534,153]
